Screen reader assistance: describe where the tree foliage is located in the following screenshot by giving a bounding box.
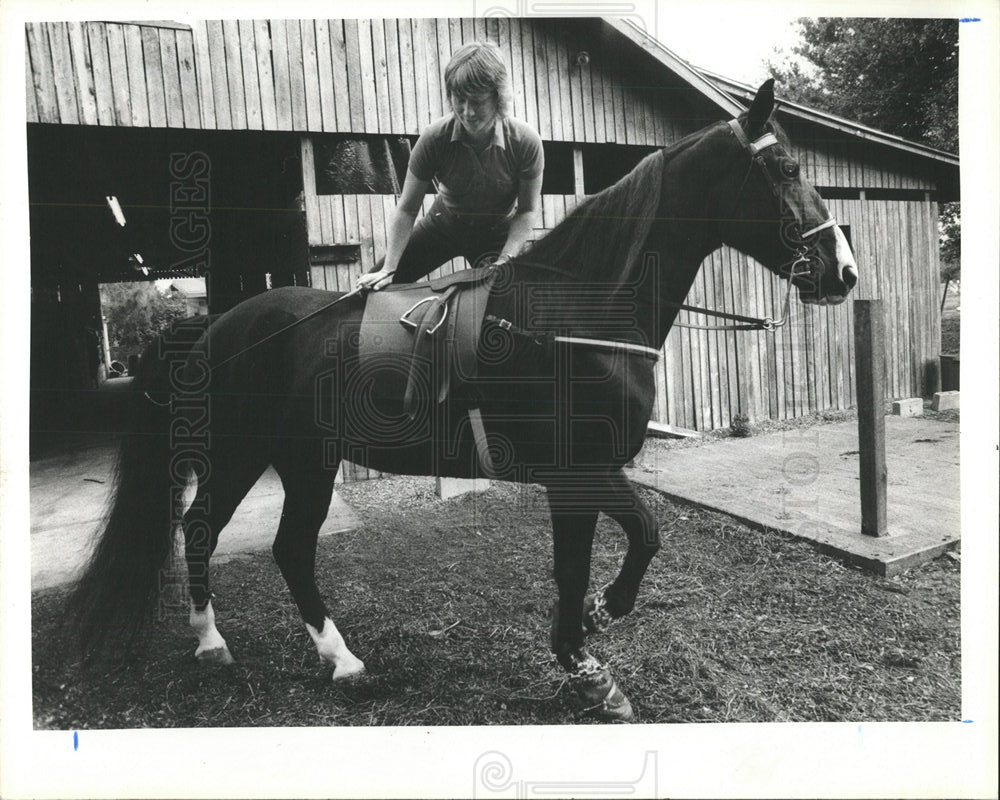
[768,18,958,152]
[938,202,961,283]
[768,19,959,281]
[100,281,189,363]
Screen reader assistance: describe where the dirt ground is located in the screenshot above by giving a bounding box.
[30,292,964,727]
[32,444,960,728]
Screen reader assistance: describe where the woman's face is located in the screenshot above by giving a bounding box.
[450,91,498,138]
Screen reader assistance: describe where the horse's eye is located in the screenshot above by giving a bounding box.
[781,160,800,179]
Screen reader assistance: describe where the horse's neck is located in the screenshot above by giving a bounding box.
[497,130,730,347]
[645,145,731,346]
[643,225,714,348]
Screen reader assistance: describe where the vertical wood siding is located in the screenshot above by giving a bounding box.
[27,19,941,190]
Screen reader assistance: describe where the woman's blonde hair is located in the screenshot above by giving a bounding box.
[444,41,512,117]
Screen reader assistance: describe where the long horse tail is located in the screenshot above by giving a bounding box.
[68,315,215,660]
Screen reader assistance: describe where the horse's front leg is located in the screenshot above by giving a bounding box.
[547,486,634,722]
[583,468,661,635]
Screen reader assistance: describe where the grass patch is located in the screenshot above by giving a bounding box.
[33,478,959,728]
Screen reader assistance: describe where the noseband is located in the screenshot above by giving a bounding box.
[671,120,837,333]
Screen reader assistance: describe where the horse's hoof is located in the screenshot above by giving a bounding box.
[586,681,635,723]
[568,654,635,723]
[195,646,235,666]
[331,658,367,683]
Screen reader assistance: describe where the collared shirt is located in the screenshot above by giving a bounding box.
[408,113,544,220]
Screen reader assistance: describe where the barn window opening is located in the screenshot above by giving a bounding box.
[309,244,362,265]
[864,188,936,201]
[818,187,862,200]
[314,135,414,194]
[540,142,575,194]
[581,143,658,195]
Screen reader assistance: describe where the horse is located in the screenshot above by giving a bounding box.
[69,81,857,722]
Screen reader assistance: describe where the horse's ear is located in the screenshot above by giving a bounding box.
[746,79,775,136]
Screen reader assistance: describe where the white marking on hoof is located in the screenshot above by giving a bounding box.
[190,600,233,664]
[307,618,366,682]
[196,647,235,666]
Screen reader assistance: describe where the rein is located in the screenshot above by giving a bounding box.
[144,287,364,406]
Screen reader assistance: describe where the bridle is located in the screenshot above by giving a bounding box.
[669,119,838,332]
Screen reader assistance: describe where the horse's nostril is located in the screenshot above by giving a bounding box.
[842,266,858,290]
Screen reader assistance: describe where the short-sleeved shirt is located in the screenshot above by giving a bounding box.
[408,114,544,218]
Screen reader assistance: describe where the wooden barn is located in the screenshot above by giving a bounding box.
[25,17,959,459]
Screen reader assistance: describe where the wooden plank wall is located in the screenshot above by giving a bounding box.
[26,20,943,192]
[25,20,944,193]
[25,18,702,146]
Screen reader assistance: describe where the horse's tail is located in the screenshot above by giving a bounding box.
[69,315,215,660]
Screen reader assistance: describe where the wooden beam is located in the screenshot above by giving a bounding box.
[854,299,888,536]
[646,421,700,440]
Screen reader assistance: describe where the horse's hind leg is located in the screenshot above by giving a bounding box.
[182,449,268,665]
[271,449,365,682]
[585,468,660,634]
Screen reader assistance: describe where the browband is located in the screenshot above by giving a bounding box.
[728,119,779,154]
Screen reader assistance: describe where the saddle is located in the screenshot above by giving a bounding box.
[358,265,498,420]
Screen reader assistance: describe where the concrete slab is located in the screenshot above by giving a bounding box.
[932,391,960,411]
[436,477,490,499]
[628,416,959,576]
[892,398,923,417]
[29,442,360,592]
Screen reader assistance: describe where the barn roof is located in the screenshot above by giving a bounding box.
[601,18,746,118]
[604,18,960,168]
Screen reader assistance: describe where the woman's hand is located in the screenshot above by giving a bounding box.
[356,267,396,291]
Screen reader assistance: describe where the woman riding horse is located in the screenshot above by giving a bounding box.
[70,81,857,723]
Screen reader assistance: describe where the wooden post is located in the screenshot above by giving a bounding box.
[572,146,585,200]
[853,300,888,536]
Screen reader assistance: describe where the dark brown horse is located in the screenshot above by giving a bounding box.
[70,82,857,722]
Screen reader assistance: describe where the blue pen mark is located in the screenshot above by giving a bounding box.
[959,17,981,22]
[962,719,974,723]
[73,731,78,751]
[857,723,863,748]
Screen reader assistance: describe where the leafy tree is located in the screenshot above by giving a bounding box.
[939,202,961,284]
[768,18,959,280]
[100,281,189,363]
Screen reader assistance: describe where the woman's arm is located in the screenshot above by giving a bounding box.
[357,169,430,290]
[496,174,543,264]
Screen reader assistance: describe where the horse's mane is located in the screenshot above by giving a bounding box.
[514,126,715,285]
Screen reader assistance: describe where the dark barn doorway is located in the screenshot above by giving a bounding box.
[27,124,307,454]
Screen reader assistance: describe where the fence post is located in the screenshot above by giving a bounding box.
[853,299,888,536]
